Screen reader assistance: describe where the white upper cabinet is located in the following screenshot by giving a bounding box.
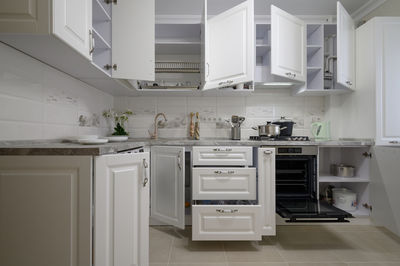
[202,0,254,91]
[0,0,50,34]
[271,5,306,82]
[53,0,92,60]
[337,1,355,89]
[150,146,185,229]
[94,152,150,266]
[112,0,155,80]
[375,19,400,146]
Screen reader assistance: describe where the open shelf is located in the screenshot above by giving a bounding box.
[319,175,370,183]
[307,24,323,46]
[256,24,271,46]
[93,0,111,22]
[92,28,111,49]
[256,44,271,56]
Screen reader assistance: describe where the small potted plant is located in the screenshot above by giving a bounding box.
[103,109,133,141]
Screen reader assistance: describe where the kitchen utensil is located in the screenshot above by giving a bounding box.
[105,136,128,142]
[311,121,330,140]
[273,117,296,136]
[231,115,239,124]
[332,188,357,211]
[189,112,195,138]
[331,164,356,177]
[237,116,245,125]
[231,126,241,140]
[78,138,108,145]
[194,112,200,140]
[252,123,287,137]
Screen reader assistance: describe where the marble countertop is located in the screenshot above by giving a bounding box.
[0,138,374,156]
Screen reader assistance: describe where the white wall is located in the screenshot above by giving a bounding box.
[114,90,325,139]
[0,43,113,140]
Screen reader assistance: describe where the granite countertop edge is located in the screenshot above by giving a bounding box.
[0,138,375,156]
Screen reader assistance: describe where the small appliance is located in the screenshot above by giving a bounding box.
[311,121,330,141]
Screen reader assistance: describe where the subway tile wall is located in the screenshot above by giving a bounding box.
[0,43,113,140]
[114,91,325,139]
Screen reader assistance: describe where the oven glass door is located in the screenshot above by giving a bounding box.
[275,154,352,222]
[276,198,353,222]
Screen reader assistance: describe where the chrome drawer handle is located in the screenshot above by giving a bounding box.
[142,158,149,187]
[264,150,273,155]
[218,80,234,86]
[213,148,232,152]
[389,141,399,144]
[216,209,238,213]
[214,170,235,174]
[346,81,353,86]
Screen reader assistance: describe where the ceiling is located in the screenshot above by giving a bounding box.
[155,0,372,16]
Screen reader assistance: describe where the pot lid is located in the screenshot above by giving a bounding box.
[274,116,295,123]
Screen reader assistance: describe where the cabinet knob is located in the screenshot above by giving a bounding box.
[389,141,399,144]
[346,81,353,86]
[264,150,273,155]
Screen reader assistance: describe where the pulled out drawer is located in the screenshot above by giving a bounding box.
[192,146,252,166]
[192,205,261,241]
[192,168,256,200]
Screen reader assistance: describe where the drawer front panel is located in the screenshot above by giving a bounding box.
[192,168,256,200]
[192,205,261,241]
[192,146,253,166]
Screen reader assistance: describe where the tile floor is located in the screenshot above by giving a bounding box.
[149,225,400,266]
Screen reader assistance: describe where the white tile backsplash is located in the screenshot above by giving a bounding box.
[0,43,113,140]
[0,43,325,141]
[114,90,325,139]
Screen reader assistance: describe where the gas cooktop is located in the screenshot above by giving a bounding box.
[249,136,310,141]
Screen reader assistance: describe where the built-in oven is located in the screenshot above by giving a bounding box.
[272,146,352,222]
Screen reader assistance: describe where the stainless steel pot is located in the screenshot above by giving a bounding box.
[331,164,356,177]
[252,123,287,137]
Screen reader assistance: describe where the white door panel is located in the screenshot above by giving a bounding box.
[53,0,92,60]
[337,1,355,89]
[258,148,276,236]
[150,146,185,229]
[112,0,154,80]
[271,5,306,82]
[95,153,149,266]
[376,20,400,146]
[202,0,254,90]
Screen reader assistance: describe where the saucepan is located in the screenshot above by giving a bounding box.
[252,122,287,137]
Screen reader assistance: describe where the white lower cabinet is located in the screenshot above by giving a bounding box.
[0,152,150,266]
[94,152,150,266]
[193,168,257,200]
[192,146,276,241]
[192,205,262,241]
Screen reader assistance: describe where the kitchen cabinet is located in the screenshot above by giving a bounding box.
[0,151,150,266]
[53,0,92,60]
[356,17,400,146]
[0,0,155,95]
[94,152,149,266]
[150,146,186,229]
[201,0,254,91]
[0,156,92,266]
[271,5,306,82]
[258,148,276,235]
[294,2,355,95]
[255,5,306,88]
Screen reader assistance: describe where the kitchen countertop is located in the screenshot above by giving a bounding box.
[0,138,374,156]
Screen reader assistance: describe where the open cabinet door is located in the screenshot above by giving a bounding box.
[271,5,306,82]
[337,1,355,89]
[112,0,155,80]
[202,0,254,91]
[150,146,185,229]
[95,152,149,266]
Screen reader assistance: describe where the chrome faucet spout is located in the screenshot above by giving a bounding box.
[149,113,167,139]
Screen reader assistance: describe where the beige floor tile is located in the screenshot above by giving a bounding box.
[228,263,288,266]
[224,241,284,262]
[288,263,346,266]
[169,263,228,266]
[347,263,400,266]
[149,228,173,263]
[169,238,226,263]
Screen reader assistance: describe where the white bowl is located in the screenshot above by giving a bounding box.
[106,136,129,142]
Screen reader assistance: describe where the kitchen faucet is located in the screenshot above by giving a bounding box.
[149,113,167,139]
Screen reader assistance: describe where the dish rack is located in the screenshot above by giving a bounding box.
[155,61,200,73]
